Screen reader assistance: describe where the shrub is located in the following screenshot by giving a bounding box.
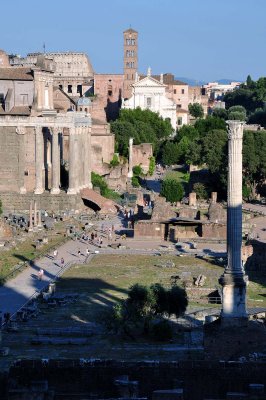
[132,176,140,187]
[110,154,120,167]
[151,320,173,341]
[193,182,208,200]
[161,179,185,202]
[133,165,143,177]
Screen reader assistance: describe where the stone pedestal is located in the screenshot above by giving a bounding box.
[219,121,248,326]
[211,192,217,203]
[189,192,197,206]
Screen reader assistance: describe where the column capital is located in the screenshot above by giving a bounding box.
[227,120,244,140]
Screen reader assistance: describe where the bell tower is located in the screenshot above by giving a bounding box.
[123,28,138,100]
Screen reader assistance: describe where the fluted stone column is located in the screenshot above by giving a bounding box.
[16,127,27,194]
[34,126,44,194]
[67,127,78,194]
[51,127,60,194]
[219,121,248,326]
[128,137,134,178]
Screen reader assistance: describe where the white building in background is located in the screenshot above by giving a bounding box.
[123,68,177,131]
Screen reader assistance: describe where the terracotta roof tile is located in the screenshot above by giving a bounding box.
[0,68,33,81]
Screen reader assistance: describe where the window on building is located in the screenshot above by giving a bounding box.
[59,84,63,90]
[177,104,181,108]
[68,85,72,93]
[131,62,134,68]
[84,108,87,112]
[181,89,185,94]
[108,90,113,96]
[146,97,152,108]
[0,93,4,107]
[174,89,176,94]
[132,74,134,80]
[77,85,82,96]
[178,117,182,126]
[131,39,135,45]
[126,39,131,45]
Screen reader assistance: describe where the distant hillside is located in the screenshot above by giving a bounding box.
[175,77,242,86]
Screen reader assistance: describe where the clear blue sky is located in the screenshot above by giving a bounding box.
[2,0,266,82]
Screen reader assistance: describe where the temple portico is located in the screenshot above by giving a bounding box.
[0,111,92,196]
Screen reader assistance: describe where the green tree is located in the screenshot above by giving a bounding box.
[161,179,185,202]
[212,108,228,120]
[193,182,208,200]
[228,105,246,121]
[161,141,179,165]
[188,103,204,119]
[243,130,266,198]
[105,283,188,338]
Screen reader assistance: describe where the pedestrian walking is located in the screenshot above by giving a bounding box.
[53,249,58,259]
[78,248,81,257]
[86,248,90,256]
[60,257,65,268]
[38,268,44,281]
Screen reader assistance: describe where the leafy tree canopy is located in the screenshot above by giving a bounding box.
[111,108,173,157]
[188,102,204,119]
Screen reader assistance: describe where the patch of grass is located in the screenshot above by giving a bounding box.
[0,228,67,284]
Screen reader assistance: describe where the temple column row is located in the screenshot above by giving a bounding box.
[34,126,61,195]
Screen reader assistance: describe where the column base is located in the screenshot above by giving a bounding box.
[50,188,60,195]
[34,188,44,195]
[19,187,27,194]
[67,188,77,195]
[220,316,249,328]
[128,172,133,178]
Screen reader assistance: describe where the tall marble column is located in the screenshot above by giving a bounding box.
[128,137,134,178]
[219,121,248,326]
[34,126,44,194]
[67,127,78,194]
[16,127,27,194]
[51,127,60,194]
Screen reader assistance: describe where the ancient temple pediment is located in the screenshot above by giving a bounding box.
[133,76,166,88]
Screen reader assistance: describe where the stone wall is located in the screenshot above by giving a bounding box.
[3,359,266,400]
[0,192,85,213]
[132,144,153,173]
[134,221,164,240]
[202,222,226,239]
[0,126,20,191]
